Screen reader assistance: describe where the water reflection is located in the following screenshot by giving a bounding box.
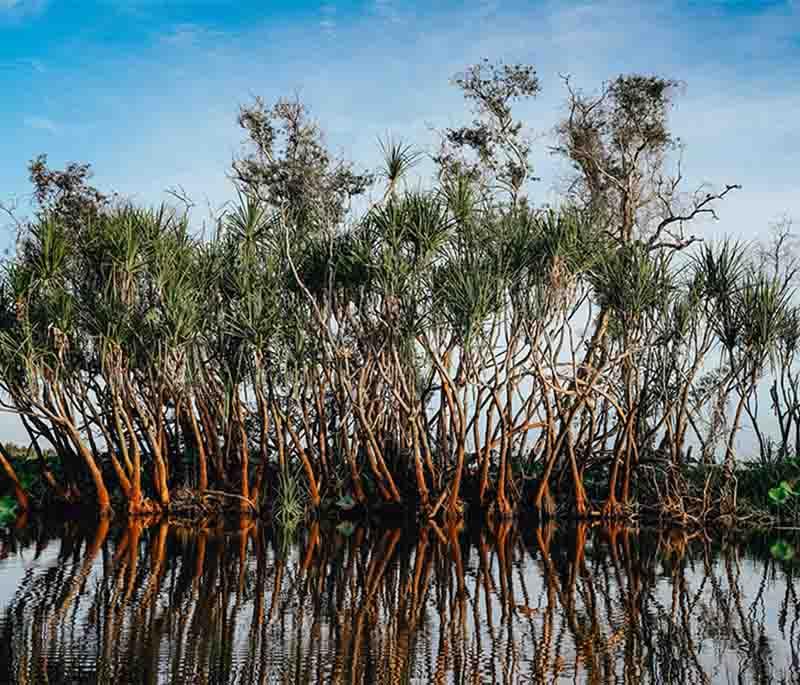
[0,518,798,684]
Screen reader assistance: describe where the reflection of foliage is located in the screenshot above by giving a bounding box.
[0,496,17,526]
[770,539,796,561]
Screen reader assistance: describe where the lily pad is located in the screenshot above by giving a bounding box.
[770,540,796,561]
[336,521,356,537]
[0,496,18,526]
[336,494,356,511]
[769,482,793,505]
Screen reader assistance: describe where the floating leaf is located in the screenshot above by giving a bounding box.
[336,494,356,511]
[769,486,789,504]
[770,540,796,561]
[0,496,17,526]
[336,521,356,537]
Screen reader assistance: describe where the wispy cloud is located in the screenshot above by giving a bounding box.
[23,115,58,134]
[159,23,226,48]
[374,0,406,25]
[0,57,45,73]
[320,2,336,36]
[0,0,47,19]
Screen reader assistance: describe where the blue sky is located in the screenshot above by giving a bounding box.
[1,0,798,225]
[0,0,798,441]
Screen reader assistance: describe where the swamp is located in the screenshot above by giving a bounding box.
[0,61,799,682]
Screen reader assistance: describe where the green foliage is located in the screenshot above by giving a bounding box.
[768,480,797,505]
[273,463,306,534]
[590,241,673,332]
[770,539,796,561]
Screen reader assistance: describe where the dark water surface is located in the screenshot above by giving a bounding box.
[0,517,798,684]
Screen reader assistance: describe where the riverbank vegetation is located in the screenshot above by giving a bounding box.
[0,62,798,528]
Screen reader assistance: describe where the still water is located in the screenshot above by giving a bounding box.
[0,516,797,684]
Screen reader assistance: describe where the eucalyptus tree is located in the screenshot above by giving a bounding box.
[233,96,372,231]
[436,59,540,205]
[548,73,740,515]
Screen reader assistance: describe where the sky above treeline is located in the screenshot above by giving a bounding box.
[0,0,798,444]
[1,0,798,239]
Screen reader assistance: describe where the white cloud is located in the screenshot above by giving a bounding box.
[159,23,226,48]
[23,116,58,133]
[373,0,406,25]
[6,0,800,238]
[0,0,46,18]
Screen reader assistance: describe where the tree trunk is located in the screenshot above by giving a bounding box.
[0,446,29,511]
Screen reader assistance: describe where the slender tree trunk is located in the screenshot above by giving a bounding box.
[0,445,29,511]
[237,397,251,512]
[187,401,208,491]
[64,423,112,516]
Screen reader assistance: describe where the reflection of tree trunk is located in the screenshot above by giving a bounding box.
[54,518,110,619]
[140,521,168,609]
[350,529,401,681]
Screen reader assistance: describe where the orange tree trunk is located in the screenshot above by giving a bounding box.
[0,447,29,511]
[65,425,112,516]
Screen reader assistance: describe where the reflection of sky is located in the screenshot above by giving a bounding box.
[0,524,797,682]
[0,539,61,606]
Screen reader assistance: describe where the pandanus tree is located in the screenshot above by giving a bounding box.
[208,196,285,509]
[693,240,793,517]
[430,218,505,513]
[588,242,674,516]
[772,306,800,453]
[0,216,112,514]
[525,208,605,518]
